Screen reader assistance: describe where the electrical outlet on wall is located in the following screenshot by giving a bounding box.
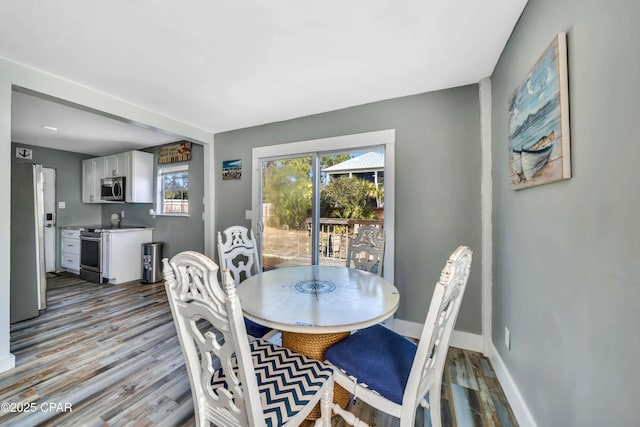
[505,326,511,350]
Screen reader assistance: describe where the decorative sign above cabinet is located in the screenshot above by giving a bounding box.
[158,141,192,164]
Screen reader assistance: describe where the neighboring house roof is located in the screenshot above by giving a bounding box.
[323,152,384,173]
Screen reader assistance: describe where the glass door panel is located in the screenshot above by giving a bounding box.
[260,156,313,269]
[318,151,385,267]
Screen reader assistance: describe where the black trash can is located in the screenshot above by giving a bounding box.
[141,242,163,283]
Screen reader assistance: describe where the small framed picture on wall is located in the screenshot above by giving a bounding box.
[222,159,242,180]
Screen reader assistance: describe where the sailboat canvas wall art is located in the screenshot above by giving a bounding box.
[508,33,571,190]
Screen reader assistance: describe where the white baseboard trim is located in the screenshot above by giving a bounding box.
[0,352,15,373]
[393,319,483,353]
[488,343,537,427]
[392,318,422,338]
[450,330,484,353]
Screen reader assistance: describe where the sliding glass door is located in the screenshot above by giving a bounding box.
[257,149,385,270]
[252,129,395,278]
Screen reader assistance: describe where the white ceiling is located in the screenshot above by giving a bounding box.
[11,91,182,156]
[1,0,527,156]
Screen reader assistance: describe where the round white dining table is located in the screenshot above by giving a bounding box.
[236,265,400,335]
[237,265,400,419]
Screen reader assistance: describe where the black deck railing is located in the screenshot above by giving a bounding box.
[305,218,383,260]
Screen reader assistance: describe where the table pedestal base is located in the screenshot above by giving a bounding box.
[282,331,351,420]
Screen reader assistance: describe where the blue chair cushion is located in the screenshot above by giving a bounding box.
[212,339,332,426]
[325,324,417,405]
[245,317,273,338]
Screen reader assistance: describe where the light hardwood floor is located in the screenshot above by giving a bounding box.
[1,273,518,426]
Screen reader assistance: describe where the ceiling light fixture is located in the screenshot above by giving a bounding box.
[41,125,59,131]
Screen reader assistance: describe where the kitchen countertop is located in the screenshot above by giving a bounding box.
[61,225,152,232]
[101,225,153,233]
[101,227,152,233]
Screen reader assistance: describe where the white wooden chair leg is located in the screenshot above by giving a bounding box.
[429,388,442,427]
[331,403,370,427]
[315,380,334,427]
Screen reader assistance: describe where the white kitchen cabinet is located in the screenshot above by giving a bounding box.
[104,152,128,178]
[125,150,154,203]
[82,151,154,203]
[82,157,105,203]
[60,229,81,273]
[102,228,153,284]
[82,150,153,204]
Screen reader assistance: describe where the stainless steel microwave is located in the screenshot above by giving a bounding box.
[101,177,126,202]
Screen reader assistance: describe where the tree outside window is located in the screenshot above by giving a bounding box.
[262,153,383,228]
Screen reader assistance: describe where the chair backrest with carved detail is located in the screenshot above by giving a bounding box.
[162,251,264,426]
[217,226,262,286]
[345,225,385,276]
[401,245,473,424]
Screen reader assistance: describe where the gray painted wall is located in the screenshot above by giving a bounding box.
[491,0,640,425]
[11,142,101,271]
[101,143,205,259]
[215,86,483,332]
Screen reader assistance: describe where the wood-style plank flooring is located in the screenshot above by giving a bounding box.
[1,273,518,426]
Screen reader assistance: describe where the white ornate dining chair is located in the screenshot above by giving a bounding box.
[325,245,473,427]
[345,225,385,276]
[163,251,334,427]
[217,225,276,340]
[217,225,262,285]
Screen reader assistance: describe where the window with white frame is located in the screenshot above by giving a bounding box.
[157,164,189,216]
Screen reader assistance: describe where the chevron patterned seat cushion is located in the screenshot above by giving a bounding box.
[325,324,417,405]
[211,339,332,426]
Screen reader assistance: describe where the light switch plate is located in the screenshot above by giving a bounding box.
[58,201,66,209]
[505,326,511,350]
[245,210,252,220]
